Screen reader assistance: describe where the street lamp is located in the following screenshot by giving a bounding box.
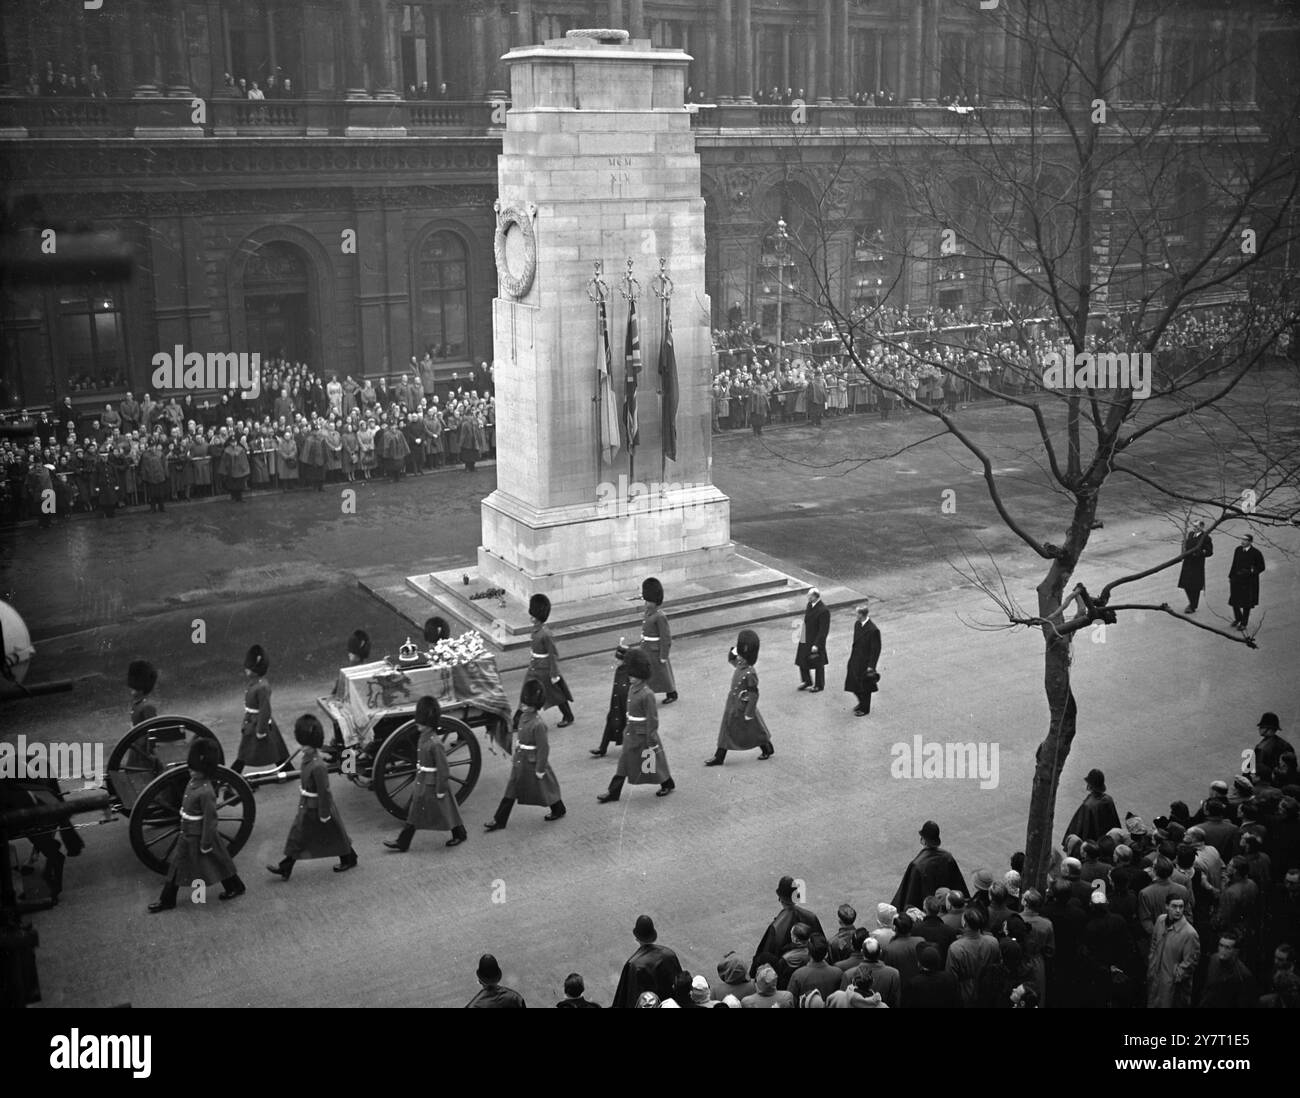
[773,218,789,356]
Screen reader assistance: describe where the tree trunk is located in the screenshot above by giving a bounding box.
[1024,628,1078,891]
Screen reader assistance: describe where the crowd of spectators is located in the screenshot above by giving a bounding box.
[463,721,1300,1007]
[1,354,496,524]
[219,70,297,100]
[20,60,109,98]
[709,302,1292,432]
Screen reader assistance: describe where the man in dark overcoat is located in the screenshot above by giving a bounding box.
[1176,519,1213,612]
[844,603,881,715]
[892,820,969,913]
[613,916,682,1007]
[1227,533,1265,629]
[795,587,830,692]
[750,875,825,977]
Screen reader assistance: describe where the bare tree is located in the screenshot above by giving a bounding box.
[747,0,1300,889]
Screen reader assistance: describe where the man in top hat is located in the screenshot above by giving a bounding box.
[1177,519,1214,612]
[613,916,683,1008]
[795,587,830,692]
[1063,768,1122,844]
[466,954,526,1008]
[750,875,825,978]
[1254,713,1294,776]
[636,577,677,703]
[523,593,575,726]
[892,820,970,913]
[1227,532,1265,629]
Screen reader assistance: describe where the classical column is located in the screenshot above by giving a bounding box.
[924,0,940,103]
[988,17,1007,101]
[108,6,136,96]
[905,1,923,104]
[715,0,733,102]
[735,0,753,103]
[486,3,508,94]
[816,0,832,103]
[835,0,851,102]
[130,0,162,95]
[343,0,367,97]
[165,0,193,96]
[468,7,487,99]
[369,0,397,98]
[514,0,532,48]
[780,26,790,89]
[608,0,624,28]
[628,0,644,39]
[428,5,443,88]
[802,30,815,100]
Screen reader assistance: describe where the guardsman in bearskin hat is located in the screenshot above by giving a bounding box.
[597,649,675,802]
[423,615,451,648]
[523,593,575,727]
[637,578,678,704]
[590,645,630,757]
[148,738,246,911]
[346,629,371,664]
[384,696,469,851]
[705,629,774,766]
[233,644,290,773]
[127,659,159,728]
[484,679,567,830]
[267,714,358,878]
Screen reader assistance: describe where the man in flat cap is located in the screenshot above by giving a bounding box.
[892,820,969,913]
[613,916,682,1008]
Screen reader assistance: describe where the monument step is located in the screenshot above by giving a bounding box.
[355,553,866,673]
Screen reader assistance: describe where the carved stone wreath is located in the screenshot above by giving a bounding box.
[494,199,538,299]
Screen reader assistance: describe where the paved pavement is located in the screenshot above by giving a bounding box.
[4,388,1299,1007]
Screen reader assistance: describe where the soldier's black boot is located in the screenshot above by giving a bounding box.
[445,825,467,847]
[544,799,566,821]
[334,848,358,872]
[483,798,513,831]
[148,882,179,913]
[597,777,625,803]
[384,826,415,852]
[265,857,294,880]
[219,875,246,900]
[705,750,727,767]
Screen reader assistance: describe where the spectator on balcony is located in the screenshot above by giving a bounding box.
[237,77,249,98]
[41,61,57,97]
[418,81,429,99]
[437,82,450,99]
[247,82,265,102]
[281,77,294,98]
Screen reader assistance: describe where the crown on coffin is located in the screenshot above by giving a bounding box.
[398,637,421,663]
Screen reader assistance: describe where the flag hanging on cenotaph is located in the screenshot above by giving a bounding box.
[623,298,641,455]
[597,299,621,467]
[658,300,679,462]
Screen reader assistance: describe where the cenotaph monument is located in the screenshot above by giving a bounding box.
[476,28,732,604]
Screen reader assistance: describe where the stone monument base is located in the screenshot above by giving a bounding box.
[476,483,733,604]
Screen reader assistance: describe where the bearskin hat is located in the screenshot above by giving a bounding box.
[415,694,442,728]
[293,713,325,749]
[736,629,761,665]
[528,593,551,623]
[520,677,547,709]
[186,737,222,777]
[347,629,371,661]
[624,647,653,681]
[423,616,451,644]
[641,577,664,605]
[127,659,157,695]
[244,644,269,677]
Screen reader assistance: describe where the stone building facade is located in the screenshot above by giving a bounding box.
[0,0,1294,410]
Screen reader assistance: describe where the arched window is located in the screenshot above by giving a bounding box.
[415,230,468,361]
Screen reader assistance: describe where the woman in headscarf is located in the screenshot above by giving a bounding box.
[705,629,773,766]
